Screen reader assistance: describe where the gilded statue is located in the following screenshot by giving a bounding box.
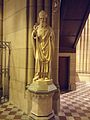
[32,10,55,81]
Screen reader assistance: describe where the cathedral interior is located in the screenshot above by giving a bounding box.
[0,0,90,120]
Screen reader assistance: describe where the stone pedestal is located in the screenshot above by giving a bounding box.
[28,79,57,120]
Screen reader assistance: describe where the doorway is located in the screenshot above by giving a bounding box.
[58,57,70,92]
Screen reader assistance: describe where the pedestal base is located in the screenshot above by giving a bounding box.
[28,79,57,120]
[30,112,56,120]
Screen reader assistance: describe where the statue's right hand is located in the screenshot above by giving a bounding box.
[33,23,38,30]
[33,25,38,36]
[32,23,38,39]
[33,25,37,30]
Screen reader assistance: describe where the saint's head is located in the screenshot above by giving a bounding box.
[38,10,48,27]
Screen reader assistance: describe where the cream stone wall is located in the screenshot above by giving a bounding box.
[59,53,76,90]
[0,0,2,89]
[76,14,90,83]
[3,0,29,113]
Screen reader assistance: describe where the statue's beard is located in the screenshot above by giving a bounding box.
[40,23,47,28]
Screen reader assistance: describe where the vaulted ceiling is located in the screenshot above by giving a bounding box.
[60,0,90,52]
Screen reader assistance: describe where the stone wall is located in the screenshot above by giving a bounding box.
[3,0,28,113]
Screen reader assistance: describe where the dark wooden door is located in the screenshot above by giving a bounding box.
[58,57,70,92]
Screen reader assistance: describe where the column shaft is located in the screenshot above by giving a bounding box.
[44,0,52,25]
[37,0,44,16]
[27,0,37,85]
[52,0,60,115]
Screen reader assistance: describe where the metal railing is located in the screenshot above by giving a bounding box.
[0,41,11,104]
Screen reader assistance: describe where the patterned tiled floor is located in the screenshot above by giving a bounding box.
[0,82,90,120]
[0,103,29,120]
[59,82,90,120]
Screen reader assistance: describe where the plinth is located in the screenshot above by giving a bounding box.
[28,78,57,120]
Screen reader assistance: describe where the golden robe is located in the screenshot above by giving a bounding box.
[32,25,55,79]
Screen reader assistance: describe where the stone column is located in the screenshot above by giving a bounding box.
[37,0,44,16]
[27,0,37,114]
[0,1,3,98]
[80,33,83,71]
[84,21,87,72]
[28,0,37,85]
[44,0,52,25]
[76,38,80,72]
[52,0,60,115]
[87,17,90,72]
